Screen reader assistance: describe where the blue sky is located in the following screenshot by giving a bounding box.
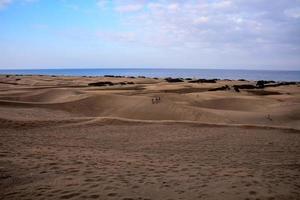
[0,0,300,70]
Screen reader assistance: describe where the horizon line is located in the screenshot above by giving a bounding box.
[0,67,300,72]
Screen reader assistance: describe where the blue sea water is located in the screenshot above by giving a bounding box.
[0,68,299,81]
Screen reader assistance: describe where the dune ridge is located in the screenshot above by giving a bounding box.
[1,116,300,133]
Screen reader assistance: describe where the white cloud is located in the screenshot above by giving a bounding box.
[97,0,109,9]
[115,4,143,13]
[284,7,300,18]
[212,0,233,9]
[0,0,38,10]
[108,0,300,52]
[0,0,13,9]
[147,3,163,10]
[167,3,179,12]
[90,0,298,70]
[193,16,209,25]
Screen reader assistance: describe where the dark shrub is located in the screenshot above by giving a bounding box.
[265,81,298,87]
[188,79,217,83]
[256,80,265,88]
[233,84,257,89]
[256,80,276,88]
[209,85,230,91]
[165,77,184,83]
[88,81,114,86]
[233,86,240,92]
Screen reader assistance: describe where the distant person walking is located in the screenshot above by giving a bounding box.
[151,96,161,104]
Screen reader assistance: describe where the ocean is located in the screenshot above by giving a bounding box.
[0,68,299,81]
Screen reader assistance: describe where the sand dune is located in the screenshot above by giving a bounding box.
[0,75,300,200]
[190,96,275,111]
[2,85,299,128]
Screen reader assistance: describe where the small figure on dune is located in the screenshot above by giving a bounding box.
[266,114,272,121]
[156,96,161,104]
[151,96,161,104]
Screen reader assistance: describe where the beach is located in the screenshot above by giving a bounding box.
[0,74,300,200]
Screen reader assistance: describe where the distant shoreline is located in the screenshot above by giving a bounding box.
[1,67,300,71]
[0,74,290,82]
[0,68,300,81]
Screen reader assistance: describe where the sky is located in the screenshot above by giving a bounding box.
[0,0,300,70]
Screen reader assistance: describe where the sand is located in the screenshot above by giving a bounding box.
[0,74,299,200]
